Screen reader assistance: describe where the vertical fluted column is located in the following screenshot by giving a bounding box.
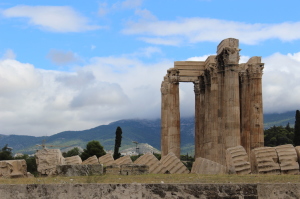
[194,80,201,159]
[209,66,219,163]
[203,70,212,160]
[248,60,264,150]
[217,66,225,165]
[167,75,180,158]
[216,38,241,165]
[239,71,251,157]
[224,64,241,148]
[161,77,169,157]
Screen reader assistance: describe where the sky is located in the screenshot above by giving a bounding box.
[1,0,300,136]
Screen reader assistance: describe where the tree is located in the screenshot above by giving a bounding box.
[113,126,123,160]
[264,125,294,147]
[80,140,106,161]
[63,147,81,158]
[0,144,13,160]
[294,110,300,146]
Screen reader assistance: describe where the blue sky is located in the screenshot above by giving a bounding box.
[0,0,300,136]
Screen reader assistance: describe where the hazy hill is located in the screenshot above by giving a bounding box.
[0,110,297,155]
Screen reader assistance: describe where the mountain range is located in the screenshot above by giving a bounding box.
[0,110,297,155]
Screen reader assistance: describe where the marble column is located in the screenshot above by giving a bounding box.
[248,61,264,150]
[160,77,169,157]
[167,81,181,158]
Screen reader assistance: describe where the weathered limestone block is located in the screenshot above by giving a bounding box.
[35,149,65,176]
[275,144,299,174]
[191,157,227,174]
[82,155,99,165]
[295,146,300,163]
[160,152,189,174]
[120,164,149,175]
[64,155,82,165]
[0,160,27,178]
[251,147,280,174]
[114,155,132,165]
[56,164,103,176]
[226,146,251,174]
[105,164,120,175]
[134,153,163,174]
[98,153,114,166]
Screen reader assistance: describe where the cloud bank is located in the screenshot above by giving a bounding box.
[2,5,101,32]
[123,17,300,45]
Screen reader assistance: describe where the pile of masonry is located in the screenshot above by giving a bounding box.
[1,143,300,178]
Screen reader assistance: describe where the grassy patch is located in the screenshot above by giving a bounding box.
[0,174,300,184]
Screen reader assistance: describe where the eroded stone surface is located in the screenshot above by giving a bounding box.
[35,149,65,176]
[105,164,120,175]
[81,155,99,165]
[160,152,189,174]
[114,155,132,165]
[64,156,82,165]
[251,147,280,174]
[134,153,163,174]
[98,153,114,166]
[275,144,299,174]
[120,164,149,175]
[56,164,103,176]
[0,160,27,178]
[0,183,259,199]
[226,145,251,174]
[191,157,226,174]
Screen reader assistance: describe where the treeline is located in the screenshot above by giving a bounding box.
[264,110,300,147]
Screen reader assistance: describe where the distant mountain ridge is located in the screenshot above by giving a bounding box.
[0,110,297,155]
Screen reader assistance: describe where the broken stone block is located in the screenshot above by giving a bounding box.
[98,153,114,166]
[114,155,132,165]
[82,155,99,165]
[275,144,299,174]
[251,147,280,174]
[35,149,65,176]
[65,155,82,165]
[0,160,27,178]
[105,164,120,175]
[160,152,189,174]
[226,146,251,174]
[56,164,103,176]
[295,146,300,164]
[120,164,149,175]
[191,157,226,174]
[134,153,163,174]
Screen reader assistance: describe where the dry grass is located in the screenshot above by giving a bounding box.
[0,174,300,185]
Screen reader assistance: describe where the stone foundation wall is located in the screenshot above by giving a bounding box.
[0,183,299,198]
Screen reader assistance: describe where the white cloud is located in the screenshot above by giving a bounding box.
[0,49,299,136]
[2,5,101,32]
[2,49,16,60]
[123,17,300,45]
[99,0,143,16]
[47,49,81,65]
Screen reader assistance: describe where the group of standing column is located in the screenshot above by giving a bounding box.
[161,38,264,165]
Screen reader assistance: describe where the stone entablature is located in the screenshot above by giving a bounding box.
[161,38,264,165]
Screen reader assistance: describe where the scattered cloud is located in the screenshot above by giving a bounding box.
[47,49,81,65]
[2,5,101,32]
[1,49,16,60]
[123,17,300,45]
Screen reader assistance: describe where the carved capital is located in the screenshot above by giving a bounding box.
[247,64,264,78]
[193,81,200,95]
[167,69,179,83]
[216,47,240,71]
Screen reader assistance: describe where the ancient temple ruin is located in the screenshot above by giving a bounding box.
[161,38,264,165]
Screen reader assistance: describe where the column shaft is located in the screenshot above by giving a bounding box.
[167,82,181,158]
